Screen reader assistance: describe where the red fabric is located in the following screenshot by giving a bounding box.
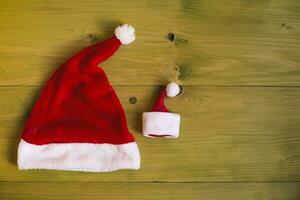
[21,36,135,145]
[151,90,169,112]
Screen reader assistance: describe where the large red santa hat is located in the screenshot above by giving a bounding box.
[18,24,140,172]
[142,83,181,138]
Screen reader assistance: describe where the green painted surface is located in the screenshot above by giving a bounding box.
[0,0,299,199]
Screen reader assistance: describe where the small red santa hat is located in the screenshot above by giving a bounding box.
[142,83,181,138]
[18,24,140,172]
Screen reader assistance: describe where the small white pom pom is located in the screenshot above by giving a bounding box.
[166,82,180,97]
[115,24,135,45]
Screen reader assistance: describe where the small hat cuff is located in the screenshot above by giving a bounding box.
[142,112,180,138]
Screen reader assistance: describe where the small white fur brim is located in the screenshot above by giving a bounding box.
[142,112,180,138]
[18,140,140,172]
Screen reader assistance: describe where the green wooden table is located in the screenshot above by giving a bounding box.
[0,0,299,199]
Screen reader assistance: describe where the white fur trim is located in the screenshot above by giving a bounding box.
[166,82,180,97]
[115,24,135,45]
[18,140,140,172]
[142,112,180,138]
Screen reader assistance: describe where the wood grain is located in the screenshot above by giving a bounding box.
[0,86,299,182]
[0,0,299,86]
[1,182,300,200]
[0,0,299,199]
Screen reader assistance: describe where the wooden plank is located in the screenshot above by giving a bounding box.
[0,85,299,182]
[0,0,299,86]
[0,182,300,200]
[1,182,299,200]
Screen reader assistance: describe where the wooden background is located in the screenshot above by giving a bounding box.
[0,0,299,199]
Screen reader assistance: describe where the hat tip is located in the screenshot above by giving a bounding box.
[115,24,136,45]
[166,82,180,97]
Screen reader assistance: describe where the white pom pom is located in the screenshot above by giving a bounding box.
[115,24,135,45]
[166,82,180,97]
